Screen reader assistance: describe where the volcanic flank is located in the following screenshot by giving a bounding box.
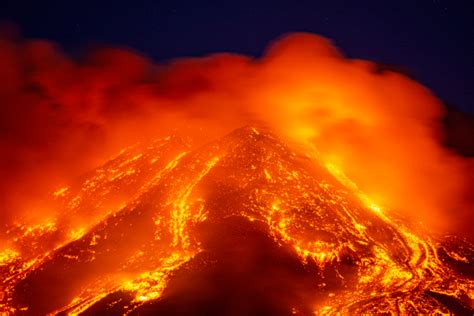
[1,126,473,315]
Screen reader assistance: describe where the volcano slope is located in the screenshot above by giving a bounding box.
[1,126,472,315]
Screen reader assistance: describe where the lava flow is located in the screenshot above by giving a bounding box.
[0,126,472,315]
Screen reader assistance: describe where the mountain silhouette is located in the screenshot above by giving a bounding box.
[2,127,472,315]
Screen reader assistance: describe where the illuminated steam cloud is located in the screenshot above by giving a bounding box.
[0,31,471,233]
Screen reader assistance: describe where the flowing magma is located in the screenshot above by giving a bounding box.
[0,126,472,315]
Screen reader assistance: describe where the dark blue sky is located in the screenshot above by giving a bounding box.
[1,0,473,113]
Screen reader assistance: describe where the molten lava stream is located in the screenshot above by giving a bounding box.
[0,127,472,315]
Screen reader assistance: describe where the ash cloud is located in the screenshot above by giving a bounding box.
[0,29,472,238]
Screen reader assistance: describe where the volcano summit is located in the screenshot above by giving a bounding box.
[1,126,472,315]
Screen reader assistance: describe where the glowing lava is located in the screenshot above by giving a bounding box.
[0,127,472,315]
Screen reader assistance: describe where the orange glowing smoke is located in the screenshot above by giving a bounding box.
[0,30,472,239]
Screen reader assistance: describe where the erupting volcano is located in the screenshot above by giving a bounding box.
[1,126,472,315]
[0,30,473,315]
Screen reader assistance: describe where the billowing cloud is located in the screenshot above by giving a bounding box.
[0,31,472,239]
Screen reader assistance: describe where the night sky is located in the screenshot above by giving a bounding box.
[1,0,473,113]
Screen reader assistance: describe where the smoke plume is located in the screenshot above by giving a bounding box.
[0,30,472,238]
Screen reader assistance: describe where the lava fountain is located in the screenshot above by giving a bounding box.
[0,32,472,315]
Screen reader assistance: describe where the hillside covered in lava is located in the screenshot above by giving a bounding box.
[1,127,472,315]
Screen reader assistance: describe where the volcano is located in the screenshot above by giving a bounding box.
[1,126,472,315]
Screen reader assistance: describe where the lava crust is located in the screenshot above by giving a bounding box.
[1,127,472,315]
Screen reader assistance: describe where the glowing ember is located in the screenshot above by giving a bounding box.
[0,127,472,315]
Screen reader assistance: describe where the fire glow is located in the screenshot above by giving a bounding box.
[0,32,473,314]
